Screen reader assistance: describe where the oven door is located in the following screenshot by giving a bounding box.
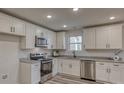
[41,61,52,76]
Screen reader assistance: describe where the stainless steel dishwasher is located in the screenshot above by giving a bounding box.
[80,60,96,81]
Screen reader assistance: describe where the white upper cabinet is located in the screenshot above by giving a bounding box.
[35,26,47,38]
[47,30,56,49]
[95,26,109,49]
[0,13,11,34]
[0,12,25,36]
[84,24,124,49]
[20,23,35,49]
[83,28,96,49]
[56,32,66,49]
[12,17,25,36]
[108,25,122,49]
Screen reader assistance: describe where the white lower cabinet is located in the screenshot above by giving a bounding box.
[96,62,109,82]
[20,62,41,84]
[120,64,124,83]
[96,62,123,83]
[52,59,58,76]
[52,58,80,77]
[61,59,80,76]
[57,59,63,73]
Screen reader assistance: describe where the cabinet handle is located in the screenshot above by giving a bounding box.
[10,27,13,32]
[69,64,72,68]
[61,63,63,67]
[34,64,39,67]
[106,44,107,48]
[113,64,119,66]
[106,68,108,73]
[99,63,104,65]
[109,68,111,73]
[84,45,85,48]
[13,27,15,32]
[108,44,110,48]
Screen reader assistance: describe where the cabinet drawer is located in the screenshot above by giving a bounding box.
[96,62,109,70]
[110,63,120,70]
[31,63,40,71]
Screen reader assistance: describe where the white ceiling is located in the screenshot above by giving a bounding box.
[1,8,124,31]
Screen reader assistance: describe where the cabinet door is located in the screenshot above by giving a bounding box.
[58,59,63,73]
[108,25,122,49]
[83,28,96,49]
[96,62,109,82]
[12,18,25,36]
[96,27,108,49]
[120,64,124,83]
[52,59,58,76]
[109,63,121,83]
[20,23,35,49]
[62,60,72,75]
[31,63,40,84]
[56,32,66,49]
[47,31,56,49]
[0,13,11,34]
[71,60,80,76]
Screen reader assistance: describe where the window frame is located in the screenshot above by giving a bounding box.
[69,36,82,51]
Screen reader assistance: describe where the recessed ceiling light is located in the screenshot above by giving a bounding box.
[47,15,52,19]
[110,16,115,20]
[63,25,67,28]
[73,8,79,11]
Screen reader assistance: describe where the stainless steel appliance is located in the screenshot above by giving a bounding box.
[35,36,48,47]
[30,53,52,83]
[80,59,96,81]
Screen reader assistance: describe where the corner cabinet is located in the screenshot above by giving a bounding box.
[56,32,66,49]
[0,12,25,36]
[83,24,124,49]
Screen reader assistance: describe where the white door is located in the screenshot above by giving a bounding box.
[0,13,11,34]
[71,60,80,76]
[108,25,122,49]
[83,28,96,49]
[96,27,109,49]
[96,62,109,82]
[0,41,19,84]
[12,18,25,36]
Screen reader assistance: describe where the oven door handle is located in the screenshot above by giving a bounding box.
[42,61,52,64]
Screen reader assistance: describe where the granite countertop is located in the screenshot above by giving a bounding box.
[19,58,41,64]
[51,56,124,63]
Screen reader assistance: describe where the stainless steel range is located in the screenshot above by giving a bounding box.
[30,53,52,83]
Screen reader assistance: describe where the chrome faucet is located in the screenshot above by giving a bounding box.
[72,51,76,58]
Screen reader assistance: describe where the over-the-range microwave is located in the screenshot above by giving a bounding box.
[35,36,48,47]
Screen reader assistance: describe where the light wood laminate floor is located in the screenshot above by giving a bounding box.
[44,74,101,84]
